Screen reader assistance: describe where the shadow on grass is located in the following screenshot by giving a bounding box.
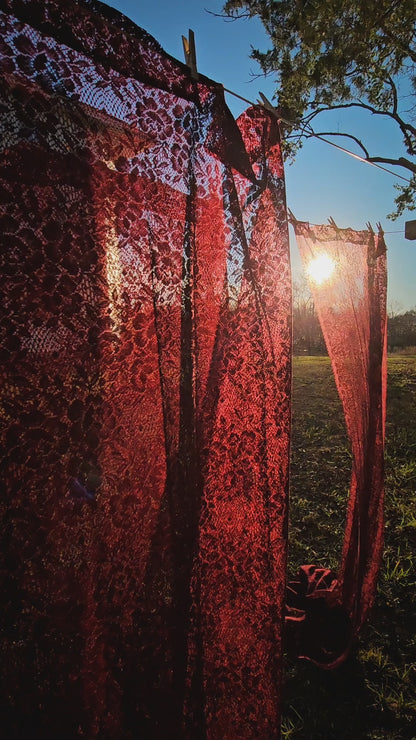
[285,356,416,740]
[282,647,415,740]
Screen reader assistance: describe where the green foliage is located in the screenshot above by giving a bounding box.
[388,309,416,350]
[223,0,416,217]
[390,175,416,220]
[286,355,416,738]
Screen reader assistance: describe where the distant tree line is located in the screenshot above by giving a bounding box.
[387,308,416,352]
[292,277,325,355]
[292,279,416,354]
[292,278,325,355]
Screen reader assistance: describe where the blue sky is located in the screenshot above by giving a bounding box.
[105,0,415,311]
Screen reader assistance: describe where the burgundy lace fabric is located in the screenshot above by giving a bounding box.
[289,222,387,667]
[0,1,291,737]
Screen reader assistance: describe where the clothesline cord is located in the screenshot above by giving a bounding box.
[222,86,254,108]
[222,85,412,185]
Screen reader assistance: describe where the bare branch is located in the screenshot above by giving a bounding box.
[385,75,398,115]
[302,101,416,141]
[368,155,416,175]
[205,9,251,20]
[283,125,416,179]
[302,130,370,159]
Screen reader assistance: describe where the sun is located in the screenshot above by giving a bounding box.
[306,253,336,286]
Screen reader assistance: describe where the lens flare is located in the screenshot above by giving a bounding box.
[306,253,336,285]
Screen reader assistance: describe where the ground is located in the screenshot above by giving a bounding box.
[283,356,416,740]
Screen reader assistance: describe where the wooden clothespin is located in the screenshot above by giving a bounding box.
[258,92,278,115]
[328,216,340,231]
[366,222,375,234]
[182,29,198,79]
[375,222,387,255]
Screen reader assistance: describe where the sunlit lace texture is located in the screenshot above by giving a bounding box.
[0,1,291,737]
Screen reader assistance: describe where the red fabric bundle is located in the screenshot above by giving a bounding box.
[0,1,291,737]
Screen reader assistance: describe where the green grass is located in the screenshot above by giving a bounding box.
[283,355,416,740]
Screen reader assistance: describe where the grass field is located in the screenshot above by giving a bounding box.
[283,356,416,740]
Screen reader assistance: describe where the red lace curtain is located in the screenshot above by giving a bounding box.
[289,222,387,667]
[0,1,291,737]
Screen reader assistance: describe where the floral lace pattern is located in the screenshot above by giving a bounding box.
[289,223,387,667]
[0,1,291,737]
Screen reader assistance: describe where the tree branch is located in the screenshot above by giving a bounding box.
[285,126,416,178]
[302,129,371,159]
[385,75,398,115]
[208,8,251,20]
[379,26,416,64]
[303,101,416,141]
[368,156,416,175]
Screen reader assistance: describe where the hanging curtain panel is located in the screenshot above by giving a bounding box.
[0,0,291,737]
[289,221,387,667]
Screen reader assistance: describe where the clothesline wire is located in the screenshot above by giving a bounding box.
[221,85,413,185]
